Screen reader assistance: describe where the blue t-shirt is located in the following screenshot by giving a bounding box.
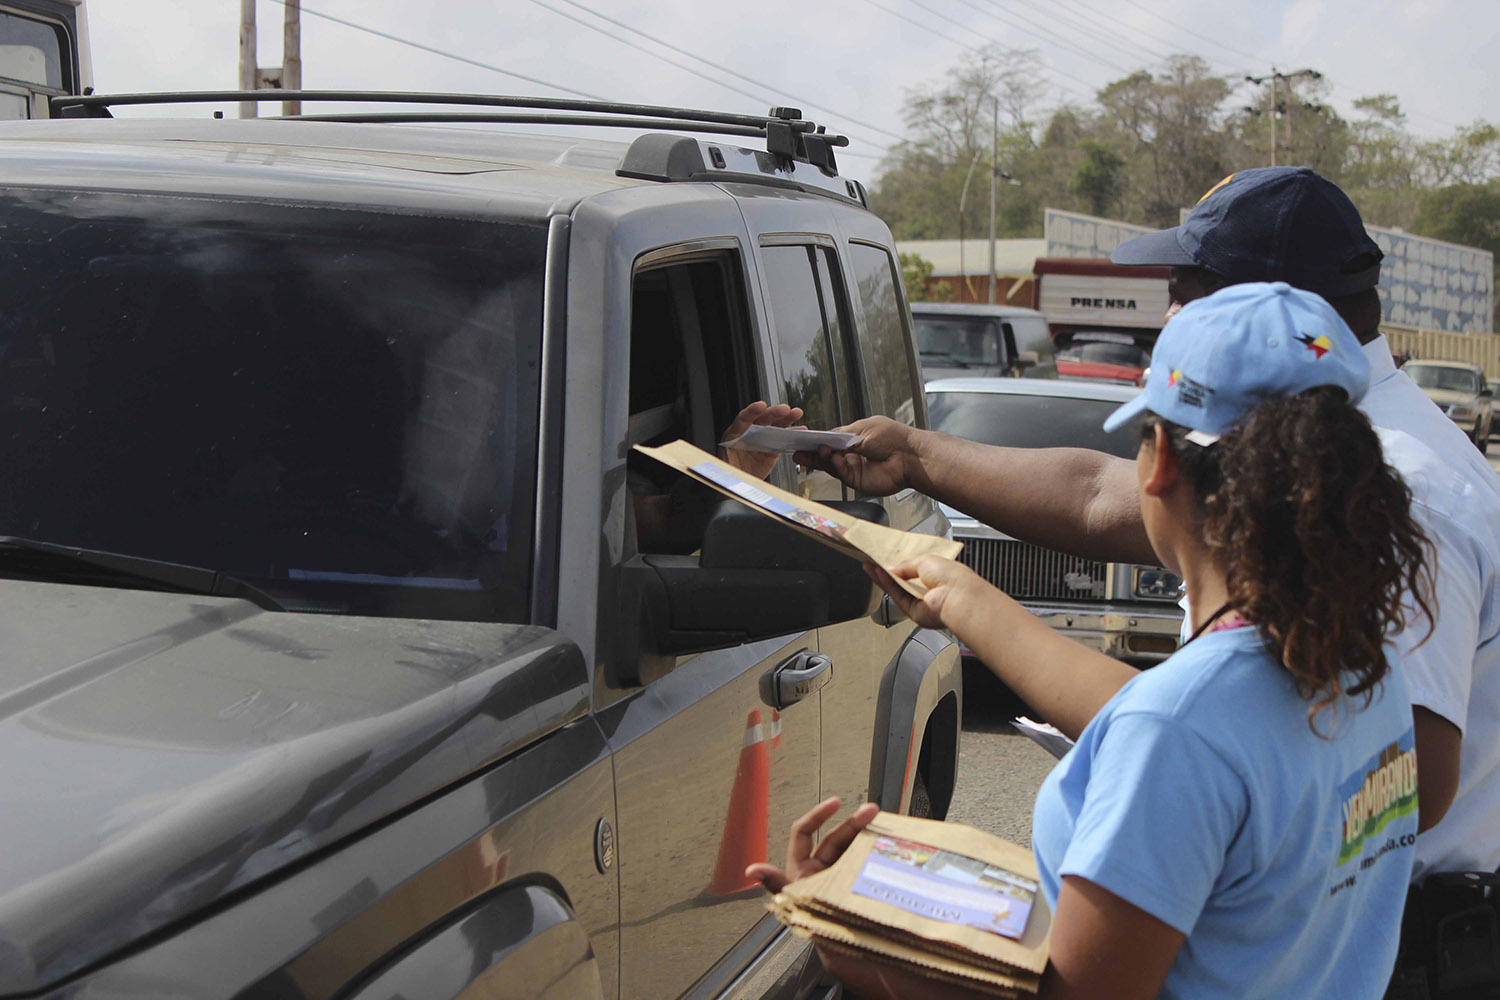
[1032,627,1417,1000]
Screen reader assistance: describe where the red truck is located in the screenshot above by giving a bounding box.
[1031,258,1170,386]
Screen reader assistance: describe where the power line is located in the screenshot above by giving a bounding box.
[1103,0,1462,132]
[949,0,1136,78]
[853,0,1095,105]
[525,0,773,112]
[1029,0,1175,67]
[553,0,908,144]
[528,0,892,154]
[263,0,606,101]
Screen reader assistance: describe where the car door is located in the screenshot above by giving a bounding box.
[566,186,824,1000]
[736,192,931,818]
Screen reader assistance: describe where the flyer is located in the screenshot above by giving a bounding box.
[633,440,961,597]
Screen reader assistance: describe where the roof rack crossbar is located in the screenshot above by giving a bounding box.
[47,90,823,134]
[278,112,766,137]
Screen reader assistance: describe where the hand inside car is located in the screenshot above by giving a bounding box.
[721,400,805,481]
[793,415,920,496]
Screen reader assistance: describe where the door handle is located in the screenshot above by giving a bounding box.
[763,650,833,709]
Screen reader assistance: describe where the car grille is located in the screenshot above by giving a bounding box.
[957,537,1108,601]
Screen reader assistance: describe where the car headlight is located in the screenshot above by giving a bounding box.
[1449,404,1477,420]
[1132,566,1183,601]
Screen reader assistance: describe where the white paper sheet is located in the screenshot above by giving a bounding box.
[720,425,863,454]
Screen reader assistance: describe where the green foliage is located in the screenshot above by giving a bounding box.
[868,49,1500,305]
[1417,181,1500,327]
[1069,141,1126,217]
[899,252,954,302]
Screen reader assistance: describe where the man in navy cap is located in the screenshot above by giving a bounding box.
[799,166,1500,993]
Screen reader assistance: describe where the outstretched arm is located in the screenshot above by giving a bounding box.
[870,558,1139,740]
[798,416,1156,564]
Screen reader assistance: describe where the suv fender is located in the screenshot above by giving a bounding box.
[867,628,961,818]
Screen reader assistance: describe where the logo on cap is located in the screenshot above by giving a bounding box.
[1295,332,1333,359]
[1169,370,1182,386]
[1196,172,1237,204]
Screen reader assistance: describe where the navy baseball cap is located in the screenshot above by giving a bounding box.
[1111,166,1383,298]
[1102,282,1369,444]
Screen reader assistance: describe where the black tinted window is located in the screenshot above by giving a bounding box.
[762,245,841,429]
[926,391,1143,458]
[0,190,545,621]
[849,244,917,425]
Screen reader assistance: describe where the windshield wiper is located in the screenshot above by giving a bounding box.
[0,536,284,611]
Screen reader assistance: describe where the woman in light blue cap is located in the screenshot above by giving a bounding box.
[752,282,1435,1000]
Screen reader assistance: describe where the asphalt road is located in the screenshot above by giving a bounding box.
[945,673,1060,847]
[947,434,1498,847]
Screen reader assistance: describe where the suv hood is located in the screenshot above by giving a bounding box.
[0,579,589,994]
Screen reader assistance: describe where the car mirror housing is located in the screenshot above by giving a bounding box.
[610,501,884,683]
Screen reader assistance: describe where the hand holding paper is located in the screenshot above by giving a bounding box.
[633,440,960,599]
[721,424,864,455]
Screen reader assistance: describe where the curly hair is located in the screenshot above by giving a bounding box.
[1148,385,1435,727]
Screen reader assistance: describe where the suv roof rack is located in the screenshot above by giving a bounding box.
[47,90,855,186]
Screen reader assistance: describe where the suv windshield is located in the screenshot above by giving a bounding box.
[0,190,544,620]
[914,316,1000,366]
[926,390,1144,457]
[1057,341,1150,367]
[1407,364,1479,393]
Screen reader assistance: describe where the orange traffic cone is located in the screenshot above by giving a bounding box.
[707,709,771,895]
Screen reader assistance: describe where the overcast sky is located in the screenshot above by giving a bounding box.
[88,0,1496,184]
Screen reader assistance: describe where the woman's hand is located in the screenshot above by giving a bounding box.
[866,556,993,632]
[746,796,879,894]
[721,401,804,481]
[794,415,921,497]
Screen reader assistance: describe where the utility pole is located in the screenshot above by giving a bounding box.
[238,0,257,119]
[283,0,301,116]
[1245,67,1321,166]
[987,100,998,304]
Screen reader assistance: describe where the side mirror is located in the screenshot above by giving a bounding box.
[1481,384,1494,398]
[611,500,884,683]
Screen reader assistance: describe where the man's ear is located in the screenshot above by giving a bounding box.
[1141,423,1179,497]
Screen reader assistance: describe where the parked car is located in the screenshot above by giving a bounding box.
[911,302,1053,381]
[1404,360,1494,448]
[1491,379,1500,442]
[924,378,1184,666]
[0,93,961,1000]
[1053,331,1151,386]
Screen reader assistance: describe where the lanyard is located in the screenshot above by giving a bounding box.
[1185,601,1238,644]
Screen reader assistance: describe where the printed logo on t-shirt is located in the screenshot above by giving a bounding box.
[1337,732,1418,867]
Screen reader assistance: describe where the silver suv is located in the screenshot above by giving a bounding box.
[0,92,959,1000]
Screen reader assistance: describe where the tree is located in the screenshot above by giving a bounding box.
[1094,56,1234,225]
[899,251,954,302]
[1069,141,1127,217]
[1417,181,1500,329]
[870,46,1052,240]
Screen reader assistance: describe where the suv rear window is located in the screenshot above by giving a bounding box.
[0,190,545,621]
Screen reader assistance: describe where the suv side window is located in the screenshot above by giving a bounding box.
[760,243,861,500]
[626,249,757,554]
[761,244,853,430]
[847,242,919,426]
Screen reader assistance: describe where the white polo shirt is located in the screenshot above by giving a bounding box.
[1359,336,1500,878]
[1173,338,1500,875]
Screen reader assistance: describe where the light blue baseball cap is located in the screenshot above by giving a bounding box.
[1101,281,1369,444]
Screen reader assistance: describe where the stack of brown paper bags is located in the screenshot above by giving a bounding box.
[768,812,1050,997]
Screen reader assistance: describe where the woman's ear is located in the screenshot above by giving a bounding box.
[1141,423,1179,497]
